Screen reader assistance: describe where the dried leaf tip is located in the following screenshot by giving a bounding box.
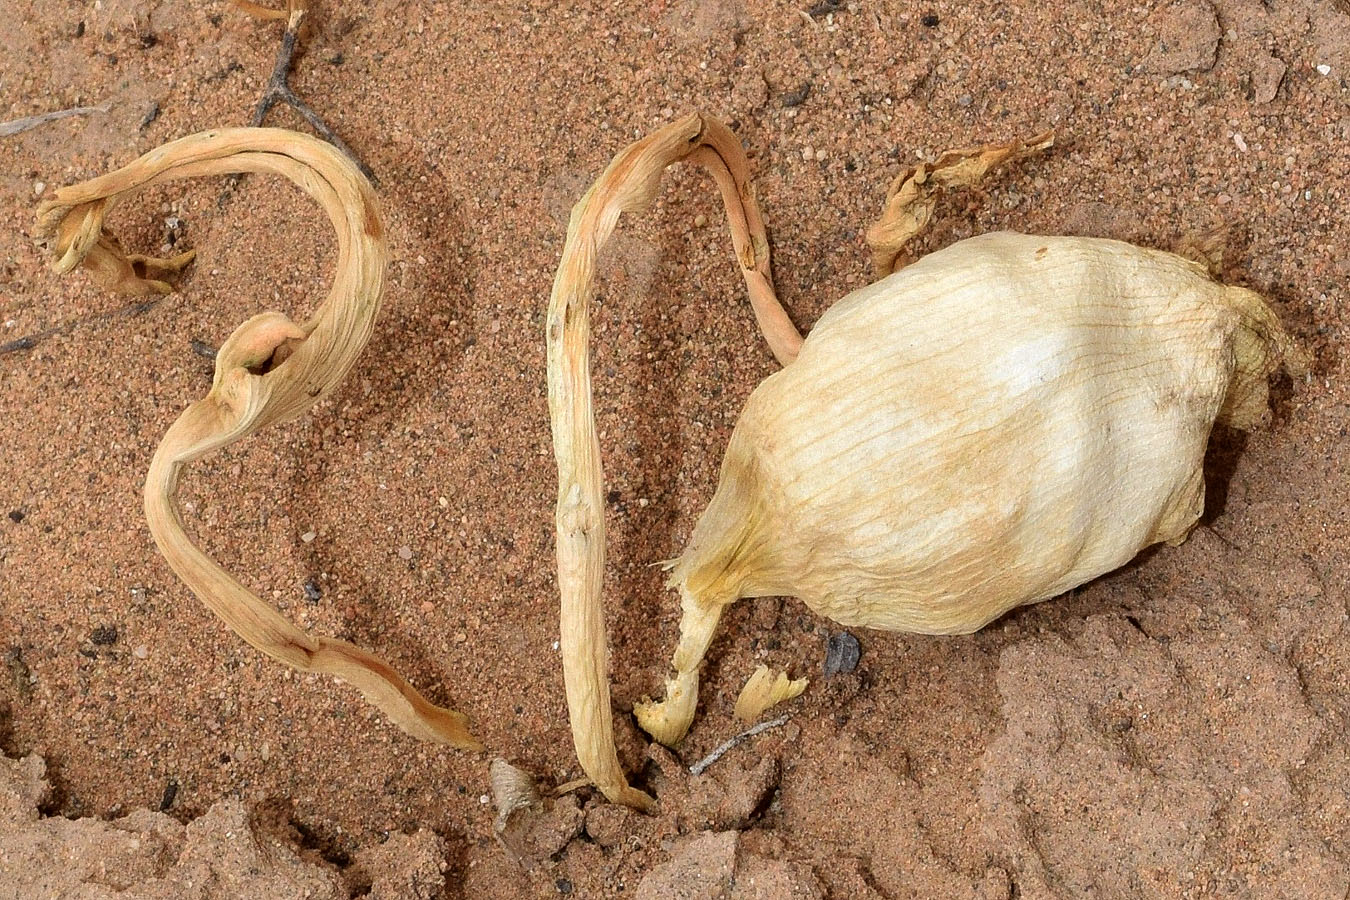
[866,129,1054,277]
[734,665,807,723]
[36,127,483,752]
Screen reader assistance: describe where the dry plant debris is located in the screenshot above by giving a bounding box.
[733,665,807,723]
[33,127,482,751]
[546,115,1303,810]
[546,114,805,810]
[232,0,375,181]
[0,104,109,138]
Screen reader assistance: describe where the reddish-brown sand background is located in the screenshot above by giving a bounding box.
[2,0,1348,896]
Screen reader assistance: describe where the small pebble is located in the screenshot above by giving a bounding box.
[300,530,317,543]
[921,12,939,27]
[133,645,149,659]
[453,632,467,643]
[8,510,24,523]
[33,181,45,196]
[556,878,574,895]
[91,625,118,646]
[159,779,179,811]
[397,545,414,560]
[1316,64,1332,76]
[823,631,862,675]
[693,213,708,228]
[303,578,322,603]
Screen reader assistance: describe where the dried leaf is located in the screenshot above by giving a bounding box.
[864,130,1054,277]
[34,127,482,751]
[546,114,803,811]
[733,665,807,722]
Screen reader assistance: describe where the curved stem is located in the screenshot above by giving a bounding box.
[35,128,481,750]
[545,114,797,810]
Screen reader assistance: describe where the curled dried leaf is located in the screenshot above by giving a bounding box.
[546,114,804,811]
[733,665,807,723]
[865,130,1054,277]
[34,127,482,751]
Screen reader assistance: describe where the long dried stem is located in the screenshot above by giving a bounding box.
[34,127,481,750]
[546,114,800,811]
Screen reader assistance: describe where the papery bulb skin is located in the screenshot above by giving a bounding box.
[641,232,1295,745]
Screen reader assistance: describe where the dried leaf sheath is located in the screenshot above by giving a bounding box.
[546,114,801,810]
[34,128,482,750]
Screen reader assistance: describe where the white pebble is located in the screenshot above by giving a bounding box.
[300,531,316,543]
[132,645,149,659]
[33,181,45,196]
[397,545,413,560]
[1316,64,1332,76]
[1232,132,1249,153]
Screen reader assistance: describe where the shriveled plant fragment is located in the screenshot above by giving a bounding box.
[35,127,481,750]
[546,114,803,810]
[546,115,1303,810]
[733,666,807,723]
[232,0,375,180]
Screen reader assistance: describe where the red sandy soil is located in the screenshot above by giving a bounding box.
[1,0,1348,897]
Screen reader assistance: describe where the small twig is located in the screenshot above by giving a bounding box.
[249,5,375,182]
[688,714,790,776]
[0,105,109,138]
[189,340,218,361]
[0,300,160,357]
[551,777,591,797]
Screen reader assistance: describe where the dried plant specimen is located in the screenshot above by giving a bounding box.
[546,116,1302,809]
[546,114,803,809]
[34,127,481,750]
[733,666,807,723]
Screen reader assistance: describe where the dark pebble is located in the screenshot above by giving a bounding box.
[91,625,118,646]
[7,510,24,523]
[921,13,940,26]
[807,0,842,18]
[159,778,179,811]
[190,340,218,361]
[782,82,812,107]
[556,878,573,895]
[303,578,322,603]
[824,631,862,675]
